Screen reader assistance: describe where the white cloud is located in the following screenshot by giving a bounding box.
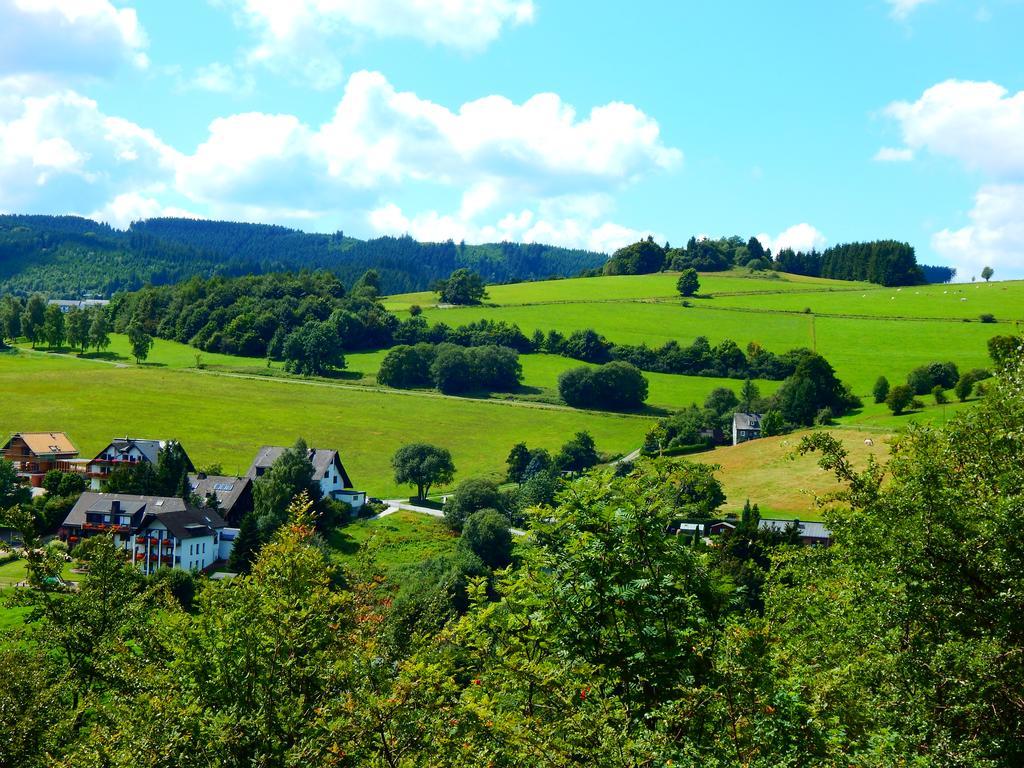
[756,223,826,253]
[177,70,680,216]
[874,146,914,162]
[368,197,660,254]
[221,0,534,88]
[887,0,935,20]
[882,79,1024,278]
[188,62,255,94]
[932,184,1024,279]
[0,86,178,214]
[89,192,200,229]
[883,80,1024,177]
[0,71,675,248]
[0,0,149,77]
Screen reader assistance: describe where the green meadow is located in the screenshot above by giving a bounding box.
[0,351,651,497]
[382,270,869,310]
[3,269,1013,516]
[705,279,1024,321]
[401,276,1011,394]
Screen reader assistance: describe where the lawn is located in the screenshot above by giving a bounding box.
[383,270,869,311]
[326,510,458,577]
[0,351,653,497]
[690,427,893,520]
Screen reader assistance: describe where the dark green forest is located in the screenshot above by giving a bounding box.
[0,215,606,298]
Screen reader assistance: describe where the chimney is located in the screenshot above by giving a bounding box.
[111,500,121,515]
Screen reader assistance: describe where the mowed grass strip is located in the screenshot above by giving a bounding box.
[701,279,1024,321]
[689,428,893,520]
[0,352,651,497]
[384,270,868,310]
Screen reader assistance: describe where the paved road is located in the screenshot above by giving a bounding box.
[379,499,526,536]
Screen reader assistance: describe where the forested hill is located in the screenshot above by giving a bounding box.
[0,215,607,298]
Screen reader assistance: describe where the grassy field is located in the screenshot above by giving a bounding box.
[0,351,652,497]
[705,279,1024,321]
[406,289,1007,394]
[690,428,893,520]
[382,270,871,311]
[3,269,1009,522]
[327,511,458,577]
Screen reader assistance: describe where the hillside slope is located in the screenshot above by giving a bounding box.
[0,215,606,297]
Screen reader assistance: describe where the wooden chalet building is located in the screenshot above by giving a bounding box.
[2,432,79,487]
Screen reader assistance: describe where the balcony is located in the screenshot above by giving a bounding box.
[82,522,130,535]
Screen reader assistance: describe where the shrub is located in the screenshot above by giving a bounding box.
[377,344,435,389]
[815,407,834,425]
[461,508,513,570]
[444,477,503,532]
[558,361,648,410]
[886,384,915,415]
[954,375,974,402]
[906,361,959,395]
[932,385,948,405]
[562,329,613,363]
[676,268,700,297]
[979,313,996,323]
[872,376,890,404]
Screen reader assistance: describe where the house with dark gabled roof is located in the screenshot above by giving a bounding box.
[86,437,194,490]
[61,492,232,573]
[188,473,253,525]
[731,413,763,446]
[246,446,365,509]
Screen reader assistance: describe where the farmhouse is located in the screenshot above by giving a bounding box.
[759,518,831,546]
[188,472,253,525]
[731,413,763,445]
[61,492,232,574]
[247,446,366,509]
[2,432,79,487]
[86,437,194,490]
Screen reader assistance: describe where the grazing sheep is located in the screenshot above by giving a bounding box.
[864,438,874,447]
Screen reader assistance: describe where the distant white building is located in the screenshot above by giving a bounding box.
[246,446,366,510]
[47,299,109,313]
[60,492,234,574]
[731,413,763,445]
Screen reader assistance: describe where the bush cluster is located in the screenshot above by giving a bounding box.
[558,361,649,410]
[378,342,522,394]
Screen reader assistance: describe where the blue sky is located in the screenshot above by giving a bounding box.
[1,1,1022,279]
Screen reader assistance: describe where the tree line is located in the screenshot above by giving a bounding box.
[0,215,606,298]
[597,234,954,287]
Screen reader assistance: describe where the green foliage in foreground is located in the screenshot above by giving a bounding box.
[2,343,1024,765]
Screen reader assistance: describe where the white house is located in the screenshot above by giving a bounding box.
[86,437,193,490]
[60,492,231,574]
[247,446,366,510]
